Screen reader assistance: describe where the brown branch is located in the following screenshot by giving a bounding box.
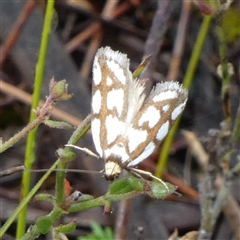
[182,130,209,172]
[142,0,175,90]
[114,199,131,240]
[65,1,136,53]
[0,79,82,126]
[79,0,119,79]
[216,177,240,240]
[167,1,192,81]
[0,0,36,69]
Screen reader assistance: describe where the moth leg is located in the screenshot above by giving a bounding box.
[65,144,100,159]
[126,169,152,189]
[129,168,169,192]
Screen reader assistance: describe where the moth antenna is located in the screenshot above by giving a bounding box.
[65,144,100,159]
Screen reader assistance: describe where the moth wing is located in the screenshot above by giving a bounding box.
[125,81,188,167]
[91,47,145,158]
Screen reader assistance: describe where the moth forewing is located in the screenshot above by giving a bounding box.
[92,47,132,157]
[91,47,147,180]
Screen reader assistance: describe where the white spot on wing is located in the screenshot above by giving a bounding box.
[156,121,169,141]
[91,118,102,157]
[153,90,178,102]
[92,90,101,114]
[138,106,160,128]
[106,76,113,86]
[171,102,186,121]
[162,104,170,113]
[106,115,124,145]
[127,142,156,167]
[107,89,124,117]
[106,60,126,85]
[93,61,101,85]
[127,127,147,153]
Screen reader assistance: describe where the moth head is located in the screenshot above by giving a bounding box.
[104,161,122,181]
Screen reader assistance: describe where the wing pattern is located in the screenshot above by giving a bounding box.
[91,47,188,180]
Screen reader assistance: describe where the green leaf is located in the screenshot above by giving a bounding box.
[44,119,73,129]
[34,193,56,204]
[108,178,135,195]
[222,9,240,43]
[91,222,105,238]
[77,194,94,202]
[127,175,144,191]
[78,222,113,240]
[149,182,177,198]
[55,220,76,234]
[105,227,114,239]
[36,216,52,234]
[107,175,176,201]
[132,55,152,79]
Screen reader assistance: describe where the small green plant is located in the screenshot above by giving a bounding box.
[78,222,114,240]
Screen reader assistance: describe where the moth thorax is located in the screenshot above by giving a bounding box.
[104,161,122,181]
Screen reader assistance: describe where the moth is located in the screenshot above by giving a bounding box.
[91,46,188,181]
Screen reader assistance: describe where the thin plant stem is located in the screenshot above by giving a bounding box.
[55,114,91,203]
[16,1,55,238]
[155,15,213,179]
[0,160,60,238]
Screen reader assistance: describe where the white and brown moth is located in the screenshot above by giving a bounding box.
[91,46,188,181]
